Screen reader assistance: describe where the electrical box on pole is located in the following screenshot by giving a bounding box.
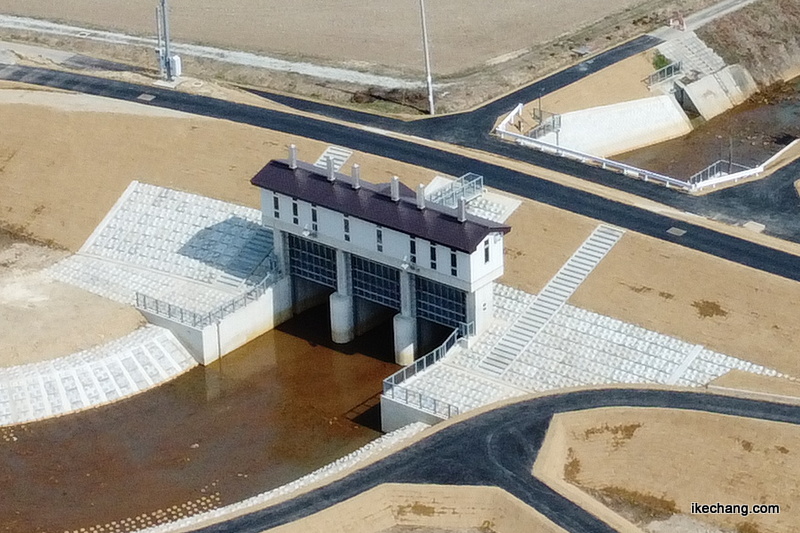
[156,0,180,81]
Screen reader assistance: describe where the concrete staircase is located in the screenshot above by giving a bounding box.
[477,225,625,376]
[314,145,353,172]
[656,31,725,79]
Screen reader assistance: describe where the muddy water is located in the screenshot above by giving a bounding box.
[617,77,800,179]
[0,304,401,533]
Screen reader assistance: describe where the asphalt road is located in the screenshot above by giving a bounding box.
[3,62,800,285]
[245,36,800,246]
[193,388,800,532]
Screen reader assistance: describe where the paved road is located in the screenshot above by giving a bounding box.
[244,36,800,246]
[3,62,800,285]
[193,388,800,532]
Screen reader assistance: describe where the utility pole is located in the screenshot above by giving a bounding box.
[418,0,435,115]
[156,0,174,80]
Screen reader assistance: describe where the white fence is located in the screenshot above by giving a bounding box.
[494,104,796,193]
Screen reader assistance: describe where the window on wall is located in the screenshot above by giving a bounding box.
[311,204,318,232]
[430,244,437,270]
[409,237,417,264]
[484,239,490,263]
[273,195,280,219]
[292,199,299,225]
[343,216,350,242]
[450,249,458,276]
[376,227,383,252]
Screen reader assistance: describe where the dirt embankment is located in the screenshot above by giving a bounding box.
[698,0,800,86]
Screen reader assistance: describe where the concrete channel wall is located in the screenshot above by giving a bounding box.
[141,277,293,365]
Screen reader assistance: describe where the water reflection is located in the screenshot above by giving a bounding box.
[1,303,400,532]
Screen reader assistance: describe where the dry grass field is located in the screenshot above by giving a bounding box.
[538,407,800,533]
[4,86,800,376]
[0,0,647,76]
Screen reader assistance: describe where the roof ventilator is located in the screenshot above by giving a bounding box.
[326,156,335,182]
[351,164,361,190]
[416,184,426,210]
[390,176,400,202]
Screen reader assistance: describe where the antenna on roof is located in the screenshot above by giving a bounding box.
[416,184,426,210]
[351,164,361,190]
[458,196,467,222]
[390,176,400,202]
[326,156,335,182]
[288,144,297,170]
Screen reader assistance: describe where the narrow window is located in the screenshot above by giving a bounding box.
[292,199,299,225]
[311,204,318,232]
[484,239,490,263]
[273,195,280,219]
[430,244,437,270]
[376,227,383,252]
[409,237,417,264]
[450,249,458,276]
[343,215,350,242]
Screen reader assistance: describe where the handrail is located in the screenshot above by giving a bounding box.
[496,125,693,191]
[493,104,783,193]
[687,159,752,185]
[135,253,280,329]
[646,61,683,87]
[382,321,474,419]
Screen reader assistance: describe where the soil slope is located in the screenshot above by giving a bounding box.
[698,0,800,85]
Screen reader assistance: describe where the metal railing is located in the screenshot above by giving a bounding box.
[528,111,561,139]
[494,103,793,193]
[687,159,753,185]
[135,254,280,329]
[427,173,484,208]
[496,120,693,191]
[646,61,683,87]
[382,321,474,419]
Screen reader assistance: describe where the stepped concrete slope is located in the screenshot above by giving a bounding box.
[314,145,353,172]
[656,31,726,79]
[49,181,275,314]
[538,95,692,157]
[0,325,196,426]
[397,284,782,418]
[478,225,625,376]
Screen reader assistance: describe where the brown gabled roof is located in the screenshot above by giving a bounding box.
[251,160,511,253]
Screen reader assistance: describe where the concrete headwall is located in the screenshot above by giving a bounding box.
[681,65,758,120]
[538,95,693,157]
[141,277,293,365]
[381,396,445,433]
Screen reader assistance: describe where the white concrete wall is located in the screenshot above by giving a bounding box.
[467,282,495,336]
[266,192,501,291]
[468,234,504,287]
[683,65,758,120]
[381,395,445,433]
[141,277,293,366]
[213,280,292,363]
[139,309,206,360]
[539,95,693,157]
